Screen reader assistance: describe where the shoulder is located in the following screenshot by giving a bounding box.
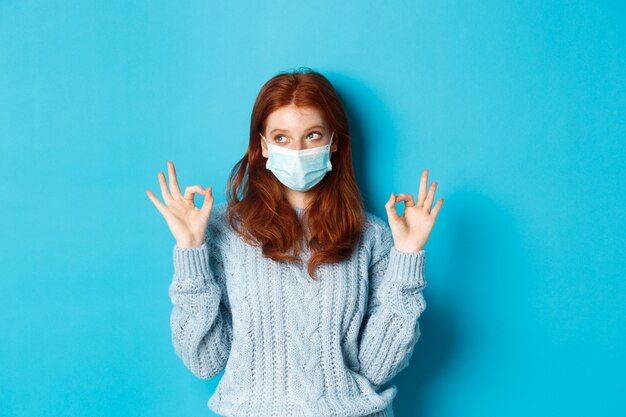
[363,210,387,232]
[362,210,394,263]
[210,200,229,219]
[204,201,233,246]
[363,210,393,243]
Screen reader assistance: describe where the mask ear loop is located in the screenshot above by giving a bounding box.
[260,132,269,147]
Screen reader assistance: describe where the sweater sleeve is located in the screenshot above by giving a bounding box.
[168,230,233,380]
[356,222,427,388]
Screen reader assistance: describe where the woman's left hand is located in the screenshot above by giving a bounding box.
[385,169,444,253]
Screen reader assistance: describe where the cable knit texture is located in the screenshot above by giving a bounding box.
[169,202,427,417]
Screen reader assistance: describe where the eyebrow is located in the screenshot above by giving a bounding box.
[269,125,326,135]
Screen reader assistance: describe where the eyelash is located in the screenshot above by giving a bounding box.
[274,131,322,142]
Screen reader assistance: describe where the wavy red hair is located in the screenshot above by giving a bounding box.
[225,67,365,280]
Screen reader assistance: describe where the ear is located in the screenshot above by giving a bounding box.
[259,132,268,158]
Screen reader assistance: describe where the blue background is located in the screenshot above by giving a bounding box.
[1,1,624,416]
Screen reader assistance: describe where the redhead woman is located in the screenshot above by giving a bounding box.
[146,67,443,417]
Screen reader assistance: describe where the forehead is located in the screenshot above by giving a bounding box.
[265,104,325,131]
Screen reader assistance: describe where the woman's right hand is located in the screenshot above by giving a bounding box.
[146,161,214,248]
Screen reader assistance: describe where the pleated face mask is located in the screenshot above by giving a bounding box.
[262,131,334,192]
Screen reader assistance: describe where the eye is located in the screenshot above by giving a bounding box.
[307,131,322,140]
[274,135,287,143]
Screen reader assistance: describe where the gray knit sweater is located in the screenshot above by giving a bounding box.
[169,201,427,417]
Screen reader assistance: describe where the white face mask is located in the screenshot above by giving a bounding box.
[261,132,334,192]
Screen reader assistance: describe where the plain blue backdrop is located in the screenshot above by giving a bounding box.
[1,1,624,416]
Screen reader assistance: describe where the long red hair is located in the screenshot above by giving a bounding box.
[225,67,365,280]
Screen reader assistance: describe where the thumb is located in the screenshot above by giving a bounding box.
[200,185,214,217]
[385,192,401,222]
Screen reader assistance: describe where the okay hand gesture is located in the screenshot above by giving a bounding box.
[145,161,214,248]
[385,169,444,253]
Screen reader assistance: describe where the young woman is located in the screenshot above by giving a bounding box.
[146,68,443,417]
